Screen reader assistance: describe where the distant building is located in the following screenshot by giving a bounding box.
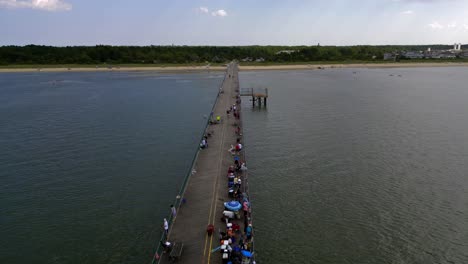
[275,50,297,55]
[453,43,462,51]
[425,51,442,59]
[439,52,456,59]
[449,43,463,53]
[384,43,465,61]
[402,51,424,59]
[384,53,397,61]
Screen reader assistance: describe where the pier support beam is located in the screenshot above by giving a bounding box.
[242,88,268,108]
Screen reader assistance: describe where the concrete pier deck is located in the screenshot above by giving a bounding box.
[157,62,250,264]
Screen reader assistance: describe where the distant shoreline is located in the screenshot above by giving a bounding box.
[1,62,468,72]
[0,65,227,73]
[239,62,468,71]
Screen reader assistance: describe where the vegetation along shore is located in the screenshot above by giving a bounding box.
[1,45,468,72]
[2,62,468,73]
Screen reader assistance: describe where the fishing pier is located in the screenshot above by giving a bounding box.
[240,88,268,107]
[153,62,255,264]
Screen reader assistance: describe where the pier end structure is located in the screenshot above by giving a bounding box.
[240,87,268,107]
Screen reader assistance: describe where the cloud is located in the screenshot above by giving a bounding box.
[196,7,227,17]
[0,0,71,11]
[211,9,227,17]
[464,24,468,30]
[400,10,414,14]
[447,21,457,28]
[197,6,208,13]
[428,21,444,29]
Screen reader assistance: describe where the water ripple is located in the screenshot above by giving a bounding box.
[241,68,468,264]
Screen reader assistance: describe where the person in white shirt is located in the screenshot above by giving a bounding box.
[163,218,169,235]
[170,205,176,218]
[200,139,207,149]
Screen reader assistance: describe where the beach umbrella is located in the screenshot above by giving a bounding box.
[224,201,242,211]
[241,250,253,258]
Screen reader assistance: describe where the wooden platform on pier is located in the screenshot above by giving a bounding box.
[240,88,268,98]
[158,63,250,264]
[240,88,268,107]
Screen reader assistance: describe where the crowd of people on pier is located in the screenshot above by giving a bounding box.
[215,97,255,264]
[218,158,255,263]
[156,68,255,263]
[226,101,242,121]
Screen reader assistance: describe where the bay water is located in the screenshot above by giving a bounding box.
[241,67,468,264]
[1,67,468,264]
[0,71,222,264]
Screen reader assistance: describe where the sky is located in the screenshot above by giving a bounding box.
[1,0,468,46]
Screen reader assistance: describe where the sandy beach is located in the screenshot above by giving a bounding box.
[0,65,227,73]
[1,62,468,73]
[239,62,468,71]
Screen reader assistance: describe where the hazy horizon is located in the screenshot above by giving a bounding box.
[1,0,468,46]
[1,43,467,48]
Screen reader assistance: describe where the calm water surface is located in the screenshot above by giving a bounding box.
[0,71,222,264]
[241,67,468,264]
[2,68,468,264]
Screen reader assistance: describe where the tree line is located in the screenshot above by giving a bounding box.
[0,44,462,65]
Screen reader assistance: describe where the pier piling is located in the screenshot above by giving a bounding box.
[242,88,268,108]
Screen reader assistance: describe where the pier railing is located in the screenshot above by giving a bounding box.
[150,70,228,264]
[237,68,255,262]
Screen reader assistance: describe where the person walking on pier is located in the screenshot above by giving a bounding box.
[163,218,169,236]
[170,205,177,218]
[200,138,207,149]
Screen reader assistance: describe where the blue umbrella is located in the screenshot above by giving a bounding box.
[241,250,253,258]
[224,201,242,211]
